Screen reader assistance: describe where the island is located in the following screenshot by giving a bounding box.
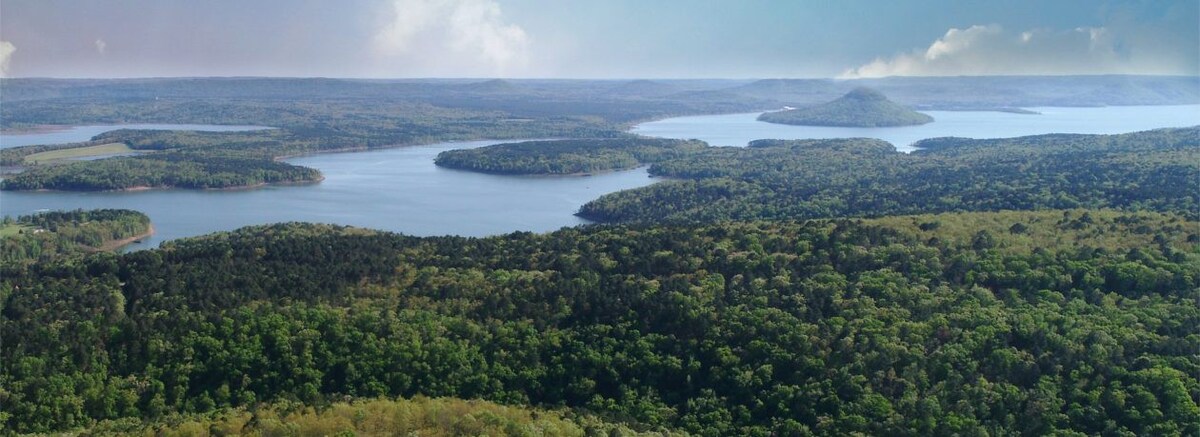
[434,138,708,175]
[1,208,153,262]
[757,87,934,127]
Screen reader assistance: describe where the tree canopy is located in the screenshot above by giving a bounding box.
[3,210,1197,435]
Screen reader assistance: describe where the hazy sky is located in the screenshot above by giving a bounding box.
[1,0,1196,78]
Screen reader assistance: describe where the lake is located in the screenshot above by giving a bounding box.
[633,105,1200,152]
[1,140,656,248]
[1,105,1198,248]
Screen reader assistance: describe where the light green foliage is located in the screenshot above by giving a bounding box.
[80,397,684,436]
[23,143,134,164]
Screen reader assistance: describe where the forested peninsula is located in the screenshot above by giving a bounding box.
[434,138,707,175]
[577,127,1200,223]
[1,209,152,262]
[757,88,933,127]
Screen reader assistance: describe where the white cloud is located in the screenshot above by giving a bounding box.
[95,39,107,55]
[841,24,1180,78]
[374,0,530,76]
[0,41,14,77]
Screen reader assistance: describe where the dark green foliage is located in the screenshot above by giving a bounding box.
[578,127,1200,223]
[2,211,1197,435]
[1,209,151,262]
[435,138,708,175]
[757,88,934,127]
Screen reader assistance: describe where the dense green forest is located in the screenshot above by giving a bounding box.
[3,210,1197,435]
[435,138,708,175]
[0,209,151,262]
[578,127,1199,223]
[757,88,934,127]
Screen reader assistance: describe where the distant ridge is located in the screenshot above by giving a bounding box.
[757,87,934,127]
[608,79,681,97]
[457,79,521,93]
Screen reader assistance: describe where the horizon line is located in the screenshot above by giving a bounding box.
[2,73,1199,81]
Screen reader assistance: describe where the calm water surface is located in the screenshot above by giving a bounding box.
[0,140,655,248]
[633,105,1200,151]
[1,105,1198,248]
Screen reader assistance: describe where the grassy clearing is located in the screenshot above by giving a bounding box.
[0,223,32,237]
[24,143,134,164]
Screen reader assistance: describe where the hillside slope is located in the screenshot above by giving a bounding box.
[757,87,934,127]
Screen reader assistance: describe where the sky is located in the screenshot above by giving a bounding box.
[0,0,1196,79]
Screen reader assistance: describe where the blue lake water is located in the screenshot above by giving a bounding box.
[1,105,1198,248]
[633,105,1200,151]
[0,140,655,248]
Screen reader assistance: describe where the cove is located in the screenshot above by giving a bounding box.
[0,140,656,249]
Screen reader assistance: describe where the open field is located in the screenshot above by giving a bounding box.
[24,142,134,164]
[0,223,32,237]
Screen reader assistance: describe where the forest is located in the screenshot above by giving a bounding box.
[0,209,152,262]
[435,138,708,175]
[577,127,1200,223]
[2,209,1197,435]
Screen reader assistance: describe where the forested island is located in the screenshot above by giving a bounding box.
[2,209,1196,435]
[434,138,707,175]
[1,209,152,262]
[578,127,1199,223]
[757,88,934,127]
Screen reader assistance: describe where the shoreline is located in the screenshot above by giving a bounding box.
[0,125,75,135]
[1,123,276,137]
[435,163,648,178]
[9,175,325,193]
[89,223,156,252]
